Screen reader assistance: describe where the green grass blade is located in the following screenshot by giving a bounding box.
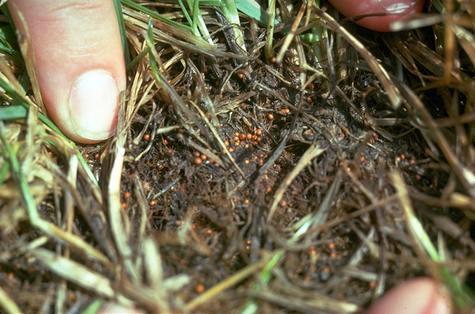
[0,162,9,185]
[191,0,201,35]
[178,0,194,27]
[0,25,19,57]
[0,120,40,222]
[126,47,150,71]
[0,105,27,121]
[200,0,274,25]
[0,287,21,314]
[185,0,214,43]
[265,0,276,60]
[80,300,104,314]
[113,0,131,64]
[0,74,64,136]
[122,0,213,49]
[221,0,247,52]
[236,0,271,25]
[121,0,193,32]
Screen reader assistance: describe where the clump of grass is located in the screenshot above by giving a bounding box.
[1,1,474,313]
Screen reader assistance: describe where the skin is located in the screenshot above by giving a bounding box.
[8,0,125,143]
[7,1,451,313]
[367,278,451,314]
[328,0,425,31]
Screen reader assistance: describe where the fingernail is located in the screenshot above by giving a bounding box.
[68,69,119,141]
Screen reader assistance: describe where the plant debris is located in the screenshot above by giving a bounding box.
[1,1,474,313]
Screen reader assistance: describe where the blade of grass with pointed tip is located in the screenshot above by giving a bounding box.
[142,238,169,311]
[126,47,150,71]
[143,238,163,288]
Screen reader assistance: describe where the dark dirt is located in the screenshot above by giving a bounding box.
[1,1,475,313]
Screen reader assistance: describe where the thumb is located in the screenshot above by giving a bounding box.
[8,0,126,143]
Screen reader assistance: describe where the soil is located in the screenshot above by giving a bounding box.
[1,1,474,313]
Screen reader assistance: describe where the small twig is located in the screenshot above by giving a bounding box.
[276,2,306,63]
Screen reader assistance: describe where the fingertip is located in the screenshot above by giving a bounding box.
[368,278,451,314]
[8,0,125,144]
[328,0,425,32]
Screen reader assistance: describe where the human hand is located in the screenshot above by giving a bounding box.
[8,0,125,143]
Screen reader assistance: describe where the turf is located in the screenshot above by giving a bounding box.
[0,1,474,313]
